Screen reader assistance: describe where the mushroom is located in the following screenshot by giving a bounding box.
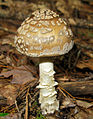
[14,9,74,114]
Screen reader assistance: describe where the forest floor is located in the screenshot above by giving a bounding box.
[0,0,93,119]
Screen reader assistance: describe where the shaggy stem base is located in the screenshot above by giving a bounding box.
[37,60,59,114]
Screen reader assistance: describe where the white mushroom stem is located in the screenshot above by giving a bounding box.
[37,61,59,114]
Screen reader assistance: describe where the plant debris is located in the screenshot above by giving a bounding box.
[0,0,93,119]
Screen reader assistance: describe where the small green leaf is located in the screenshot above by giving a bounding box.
[36,111,46,119]
[0,113,9,116]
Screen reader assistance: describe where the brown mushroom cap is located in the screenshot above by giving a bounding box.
[14,9,74,57]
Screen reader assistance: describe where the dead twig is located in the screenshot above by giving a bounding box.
[15,100,19,112]
[73,50,81,68]
[58,86,93,102]
[78,73,93,81]
[25,88,29,119]
[58,82,93,102]
[58,86,76,100]
[57,87,68,98]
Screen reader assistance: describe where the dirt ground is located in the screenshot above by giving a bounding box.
[0,0,93,119]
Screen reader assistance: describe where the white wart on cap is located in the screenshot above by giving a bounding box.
[15,9,74,57]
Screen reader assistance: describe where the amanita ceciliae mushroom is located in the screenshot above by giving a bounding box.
[14,9,74,114]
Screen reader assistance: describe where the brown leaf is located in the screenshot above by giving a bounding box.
[60,97,76,109]
[74,110,93,119]
[0,65,37,105]
[0,65,37,85]
[0,84,19,105]
[76,100,93,109]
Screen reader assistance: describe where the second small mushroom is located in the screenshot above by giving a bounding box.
[14,9,74,114]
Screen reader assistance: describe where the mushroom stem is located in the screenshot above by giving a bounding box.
[37,60,59,114]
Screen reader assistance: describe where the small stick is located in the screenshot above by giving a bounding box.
[58,85,93,102]
[73,49,81,68]
[57,87,67,97]
[15,100,19,112]
[58,86,76,100]
[25,88,29,119]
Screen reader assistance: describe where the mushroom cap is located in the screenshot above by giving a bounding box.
[14,9,74,57]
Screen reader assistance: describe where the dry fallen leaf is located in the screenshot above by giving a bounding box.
[0,65,38,105]
[73,110,93,119]
[0,84,19,105]
[0,65,37,85]
[60,97,76,109]
[76,100,93,109]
